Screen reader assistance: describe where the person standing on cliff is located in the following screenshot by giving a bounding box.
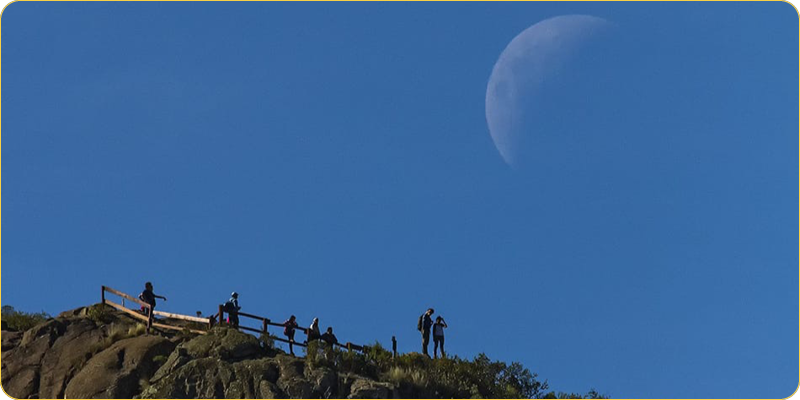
[284,315,299,356]
[433,316,448,358]
[321,326,338,346]
[308,317,321,342]
[224,292,241,328]
[418,308,434,356]
[138,282,166,316]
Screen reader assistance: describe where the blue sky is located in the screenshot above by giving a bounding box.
[2,2,797,398]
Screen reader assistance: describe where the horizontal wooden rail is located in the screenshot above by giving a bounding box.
[152,310,211,324]
[218,305,364,353]
[233,312,309,334]
[340,342,364,352]
[103,286,151,309]
[272,336,307,347]
[151,322,207,335]
[238,325,263,334]
[234,324,308,348]
[236,311,266,320]
[266,321,308,334]
[222,308,309,333]
[102,285,211,335]
[103,299,150,323]
[101,286,375,354]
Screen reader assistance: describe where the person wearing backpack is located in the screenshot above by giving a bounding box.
[418,308,434,356]
[433,316,448,358]
[284,315,299,356]
[224,292,241,328]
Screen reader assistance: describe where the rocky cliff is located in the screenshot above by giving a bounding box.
[1,305,399,399]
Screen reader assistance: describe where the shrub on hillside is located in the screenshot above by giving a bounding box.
[1,305,51,331]
[305,340,382,378]
[364,341,394,371]
[542,388,608,399]
[407,353,548,399]
[259,333,276,351]
[304,338,550,399]
[86,303,112,324]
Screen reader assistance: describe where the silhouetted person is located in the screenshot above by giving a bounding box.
[224,292,241,328]
[320,327,338,361]
[321,327,338,346]
[418,308,434,356]
[138,282,167,316]
[284,315,299,355]
[308,317,321,342]
[433,316,448,358]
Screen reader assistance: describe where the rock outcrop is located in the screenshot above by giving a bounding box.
[138,329,369,399]
[64,335,175,398]
[2,305,145,399]
[1,305,399,399]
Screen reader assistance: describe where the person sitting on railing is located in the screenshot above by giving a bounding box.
[308,317,321,342]
[283,315,299,356]
[138,282,167,316]
[321,327,338,347]
[224,292,241,328]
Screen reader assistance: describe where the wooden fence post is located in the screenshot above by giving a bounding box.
[101,286,105,305]
[392,336,397,359]
[218,305,225,326]
[262,318,268,336]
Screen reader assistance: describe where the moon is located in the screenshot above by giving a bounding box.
[486,15,612,165]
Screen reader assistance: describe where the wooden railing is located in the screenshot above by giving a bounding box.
[100,285,384,355]
[217,305,373,353]
[101,286,210,335]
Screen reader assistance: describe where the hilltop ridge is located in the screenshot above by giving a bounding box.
[1,304,604,399]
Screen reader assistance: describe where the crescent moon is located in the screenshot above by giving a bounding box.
[485,15,612,165]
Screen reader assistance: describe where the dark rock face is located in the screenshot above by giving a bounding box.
[307,367,338,398]
[181,327,265,362]
[2,308,144,399]
[138,330,394,399]
[139,330,286,399]
[64,335,176,399]
[141,357,233,398]
[348,379,395,399]
[2,306,399,399]
[2,331,23,353]
[38,318,108,398]
[2,319,67,398]
[20,319,66,348]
